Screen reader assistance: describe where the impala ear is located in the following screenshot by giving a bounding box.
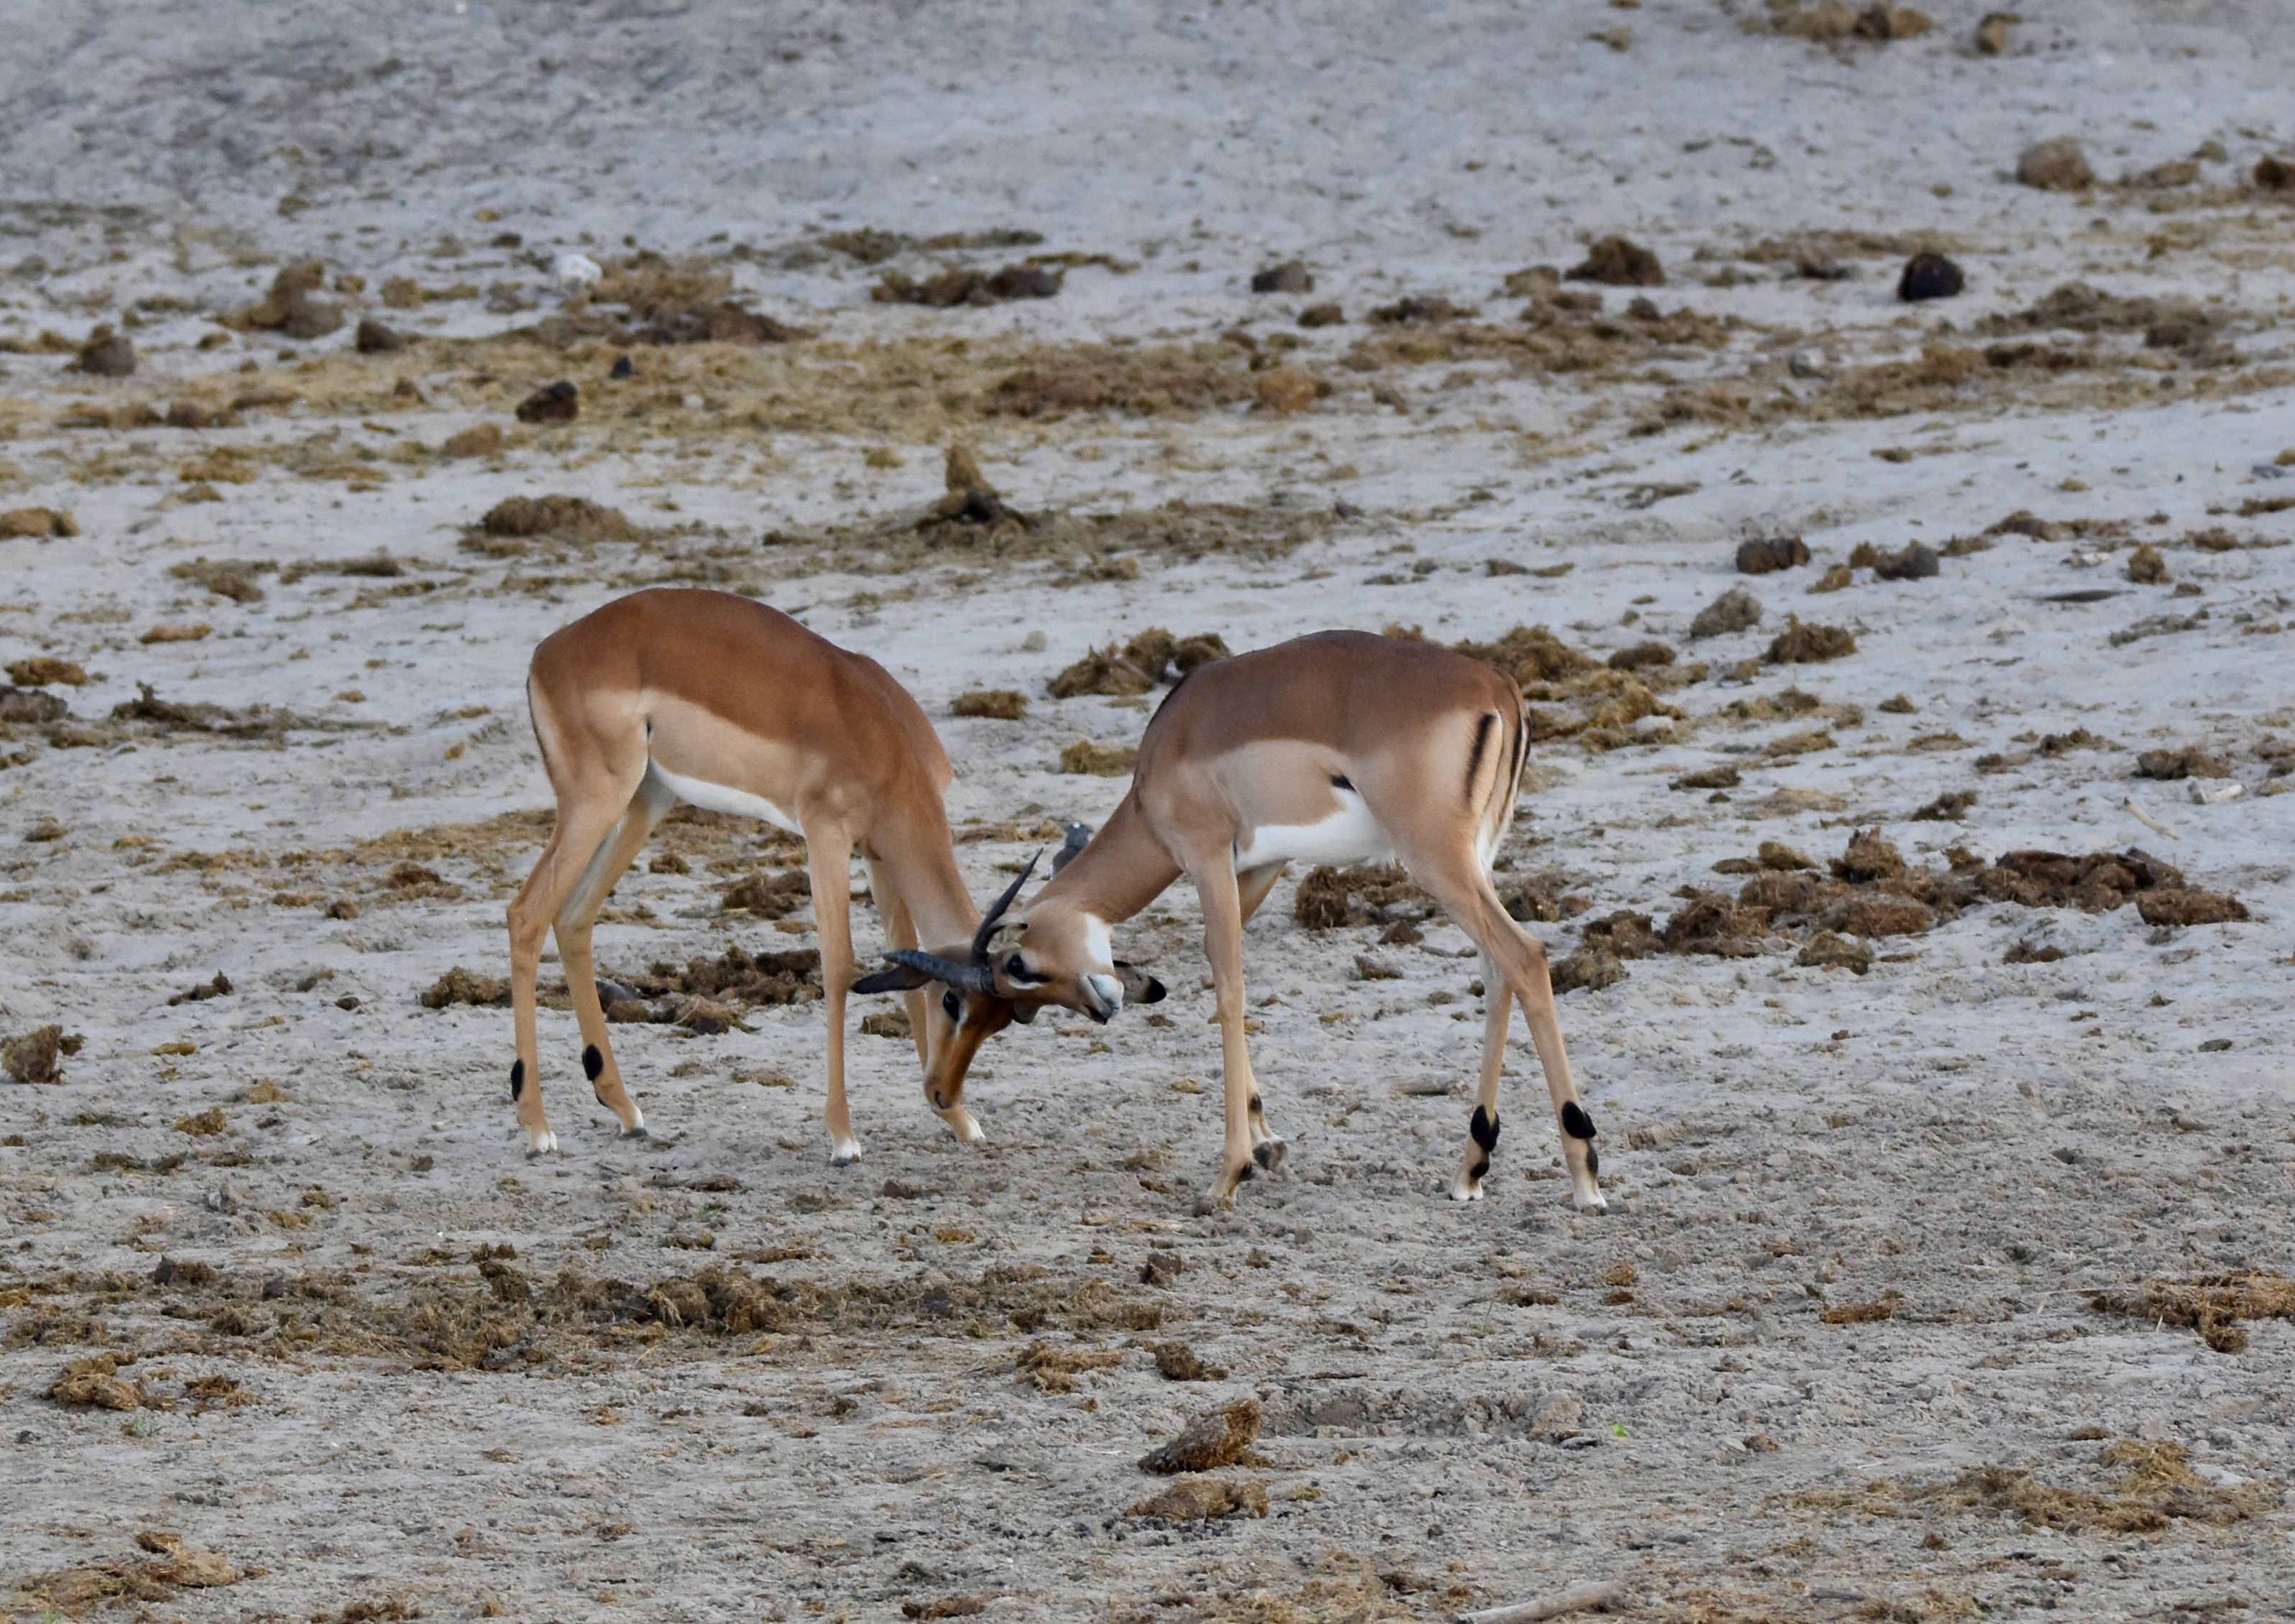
[852,961,934,995]
[1114,961,1166,1004]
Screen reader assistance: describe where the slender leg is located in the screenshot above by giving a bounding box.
[807,826,862,1166]
[1405,853,1604,1212]
[1452,951,1512,1201]
[506,795,635,1155]
[1232,861,1290,1165]
[554,774,674,1138]
[870,856,981,1145]
[1187,858,1268,1213]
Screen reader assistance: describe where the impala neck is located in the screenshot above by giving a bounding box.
[1029,793,1182,926]
[867,801,980,951]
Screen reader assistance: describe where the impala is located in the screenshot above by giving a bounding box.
[505,586,1003,1162]
[857,629,1605,1213]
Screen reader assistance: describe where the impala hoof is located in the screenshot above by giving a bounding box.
[617,1122,650,1141]
[1251,1138,1287,1173]
[829,1138,863,1168]
[1450,1177,1485,1203]
[525,1130,559,1158]
[1191,1191,1229,1218]
[1573,1191,1609,1215]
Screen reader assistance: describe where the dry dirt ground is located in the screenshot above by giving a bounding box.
[3,3,2294,1621]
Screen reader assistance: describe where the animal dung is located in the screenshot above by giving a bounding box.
[1897,252,1965,303]
[440,423,506,458]
[1736,537,1809,575]
[1297,302,1343,328]
[1567,235,1663,288]
[75,325,137,376]
[354,317,408,354]
[1250,261,1313,293]
[1138,1396,1260,1474]
[873,264,1062,307]
[951,688,1028,719]
[0,507,79,539]
[1126,1476,1267,1521]
[1765,617,1857,663]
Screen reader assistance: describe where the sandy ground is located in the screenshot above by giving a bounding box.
[1,2,2293,1620]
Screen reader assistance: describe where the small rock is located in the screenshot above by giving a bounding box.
[1568,236,1663,287]
[1897,251,1964,303]
[1871,542,1939,581]
[1689,586,1763,639]
[1297,302,1344,328]
[1736,537,1809,576]
[1251,261,1313,294]
[355,318,408,354]
[515,380,579,423]
[2254,154,2295,193]
[553,252,604,292]
[2018,137,2094,192]
[1139,1396,1259,1474]
[75,326,136,376]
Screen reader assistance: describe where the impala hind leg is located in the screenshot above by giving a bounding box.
[808,826,863,1166]
[554,772,675,1139]
[507,794,639,1156]
[1450,952,1513,1201]
[1407,856,1604,1212]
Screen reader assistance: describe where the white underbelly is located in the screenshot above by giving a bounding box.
[1233,790,1392,870]
[648,761,803,836]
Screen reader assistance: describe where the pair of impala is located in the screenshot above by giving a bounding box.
[505,588,1604,1214]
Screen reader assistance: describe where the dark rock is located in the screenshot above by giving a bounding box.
[1897,251,1964,303]
[354,318,407,354]
[1251,261,1314,294]
[1567,236,1663,287]
[1297,303,1343,328]
[515,380,580,424]
[75,326,136,376]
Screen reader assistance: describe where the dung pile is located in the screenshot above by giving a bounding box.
[1799,1439,2267,1533]
[1294,863,1430,930]
[2090,1269,2295,1353]
[873,264,1062,306]
[464,494,642,555]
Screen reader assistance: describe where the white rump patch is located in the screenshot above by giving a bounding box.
[1234,785,1392,871]
[648,762,803,836]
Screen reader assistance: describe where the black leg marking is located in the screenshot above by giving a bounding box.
[1560,1100,1597,1140]
[510,1059,525,1101]
[1254,1141,1279,1170]
[1468,1153,1491,1183]
[1586,1143,1600,1176]
[1248,1094,1265,1122]
[1469,1104,1501,1153]
[582,1044,604,1083]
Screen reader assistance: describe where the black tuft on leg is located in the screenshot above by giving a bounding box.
[1467,1153,1491,1184]
[510,1059,525,1101]
[1585,1143,1600,1176]
[1560,1100,1597,1141]
[582,1043,604,1083]
[1469,1104,1500,1153]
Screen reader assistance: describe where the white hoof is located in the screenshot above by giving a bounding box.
[1450,1178,1484,1203]
[944,1110,985,1146]
[829,1138,863,1167]
[1573,1191,1609,1214]
[525,1130,559,1157]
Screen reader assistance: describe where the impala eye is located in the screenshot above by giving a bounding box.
[1005,953,1027,977]
[941,991,960,1021]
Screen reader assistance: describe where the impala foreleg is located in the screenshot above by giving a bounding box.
[809,827,863,1166]
[1190,861,1272,1214]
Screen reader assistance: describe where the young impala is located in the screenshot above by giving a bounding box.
[855,629,1605,1214]
[505,586,1008,1162]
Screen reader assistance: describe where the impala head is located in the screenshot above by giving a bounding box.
[852,825,1165,1106]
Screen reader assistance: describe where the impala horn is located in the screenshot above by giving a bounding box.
[870,846,1043,996]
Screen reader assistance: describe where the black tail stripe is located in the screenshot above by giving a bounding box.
[1465,712,1495,806]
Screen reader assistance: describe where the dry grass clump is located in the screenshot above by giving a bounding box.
[1060,740,1138,777]
[466,494,640,555]
[108,681,344,741]
[989,347,1256,417]
[1798,1439,2267,1534]
[1294,863,1429,930]
[1139,1396,1261,1473]
[14,1529,242,1616]
[1984,282,2225,354]
[1126,1477,1269,1522]
[1340,293,1731,372]
[2091,1269,2295,1352]
[4,1023,77,1083]
[1016,1340,1125,1393]
[1434,623,1688,745]
[0,505,79,538]
[783,498,1340,580]
[1767,617,1857,663]
[719,868,811,918]
[1049,628,1231,697]
[951,688,1028,719]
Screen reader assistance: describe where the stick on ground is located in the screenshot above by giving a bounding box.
[1458,1581,1622,1624]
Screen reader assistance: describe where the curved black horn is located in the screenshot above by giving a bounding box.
[970,849,1041,963]
[883,948,995,995]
